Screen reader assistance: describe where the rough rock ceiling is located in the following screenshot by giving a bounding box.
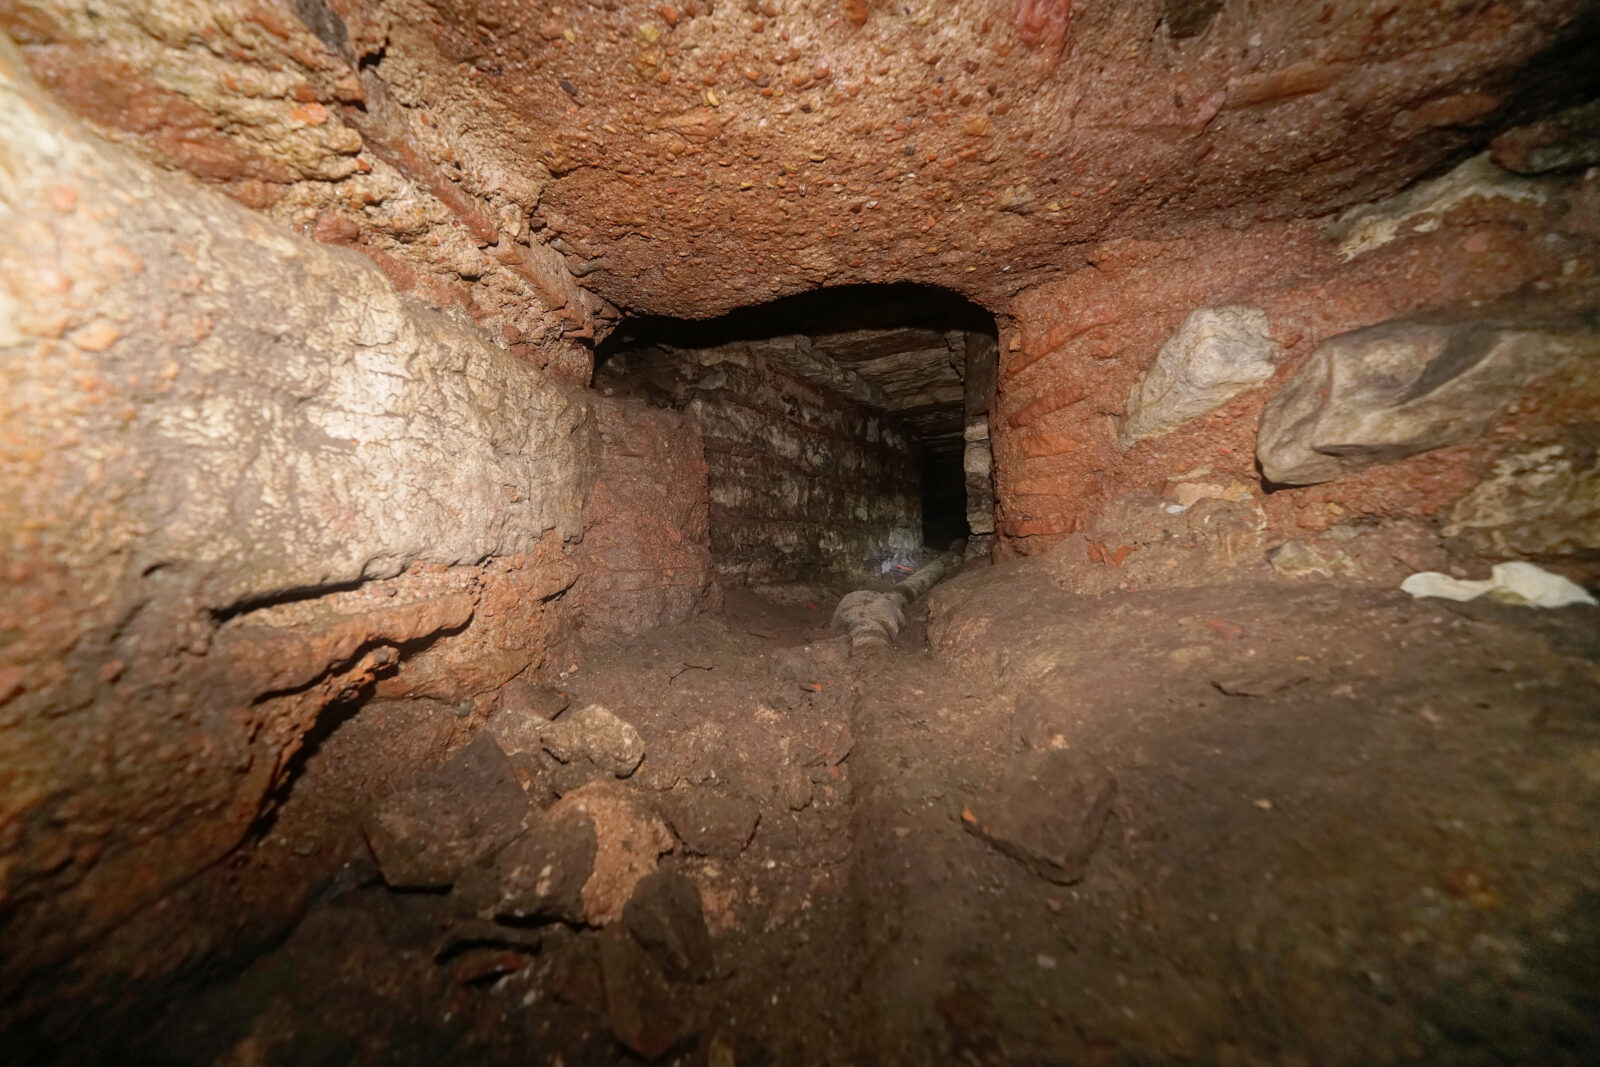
[603,283,991,447]
[6,0,1598,343]
[810,326,966,444]
[365,0,1599,320]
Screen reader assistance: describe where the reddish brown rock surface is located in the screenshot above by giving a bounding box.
[4,0,1600,1050]
[996,161,1600,550]
[6,1,1594,570]
[571,398,715,636]
[7,1,1595,327]
[0,40,591,1009]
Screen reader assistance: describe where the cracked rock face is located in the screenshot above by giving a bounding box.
[3,0,1600,1031]
[6,1,1596,327]
[0,39,593,999]
[1257,320,1600,486]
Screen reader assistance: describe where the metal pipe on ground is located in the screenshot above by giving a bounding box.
[831,543,965,654]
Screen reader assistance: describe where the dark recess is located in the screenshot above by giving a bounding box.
[920,450,968,548]
[596,283,998,551]
[595,282,996,367]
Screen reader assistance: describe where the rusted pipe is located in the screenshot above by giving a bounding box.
[831,544,964,654]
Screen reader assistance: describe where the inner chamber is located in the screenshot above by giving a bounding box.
[592,284,998,590]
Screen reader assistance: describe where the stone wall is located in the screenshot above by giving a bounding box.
[0,44,594,1004]
[963,330,999,555]
[570,398,715,637]
[996,153,1600,563]
[594,339,922,586]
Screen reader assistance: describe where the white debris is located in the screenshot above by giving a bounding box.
[1330,153,1545,261]
[1400,561,1596,608]
[1119,306,1281,448]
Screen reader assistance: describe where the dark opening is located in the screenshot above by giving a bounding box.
[594,284,998,585]
[919,450,968,548]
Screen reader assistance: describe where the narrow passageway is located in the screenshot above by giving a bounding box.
[66,285,1600,1064]
[5,2,1600,1064]
[589,283,999,587]
[108,524,1600,1067]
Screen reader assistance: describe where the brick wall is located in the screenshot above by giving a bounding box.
[594,340,922,586]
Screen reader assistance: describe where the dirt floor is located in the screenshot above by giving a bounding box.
[36,538,1600,1066]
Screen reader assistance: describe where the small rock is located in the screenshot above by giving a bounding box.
[816,724,854,768]
[1491,98,1600,175]
[487,677,570,755]
[447,946,531,986]
[363,787,479,890]
[546,748,607,797]
[542,703,646,778]
[504,749,558,803]
[1266,539,1357,580]
[1171,481,1227,509]
[773,637,848,687]
[600,925,701,1061]
[1120,306,1280,448]
[623,869,714,982]
[659,790,760,859]
[493,805,598,925]
[541,925,608,1014]
[1011,683,1071,753]
[67,320,121,352]
[554,780,676,925]
[362,732,530,889]
[963,750,1117,885]
[777,765,813,811]
[443,730,536,810]
[1170,479,1251,509]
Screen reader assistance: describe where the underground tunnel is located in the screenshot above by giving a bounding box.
[590,283,999,589]
[3,1,1600,1064]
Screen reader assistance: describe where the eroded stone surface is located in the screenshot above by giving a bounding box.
[995,152,1600,549]
[5,0,1600,1042]
[549,780,676,926]
[1492,98,1600,175]
[1257,320,1600,486]
[1445,439,1600,559]
[13,1,1588,341]
[363,734,530,889]
[570,397,714,637]
[0,41,590,997]
[492,804,598,926]
[622,869,714,983]
[541,704,648,779]
[658,789,762,860]
[1120,305,1281,448]
[600,924,701,1061]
